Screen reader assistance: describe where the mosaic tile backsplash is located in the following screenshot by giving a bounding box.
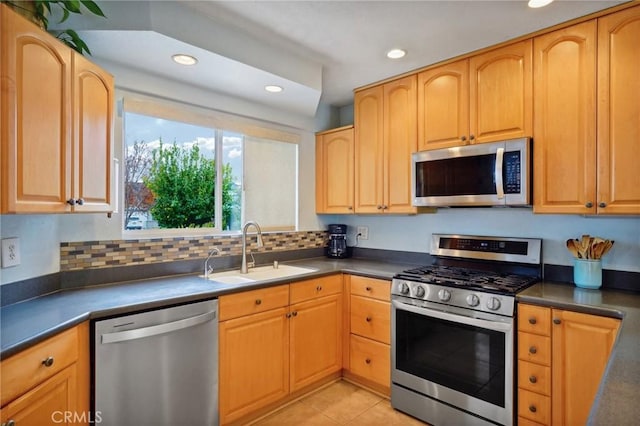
[60,231,328,271]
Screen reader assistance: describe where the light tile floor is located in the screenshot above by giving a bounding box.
[253,380,428,425]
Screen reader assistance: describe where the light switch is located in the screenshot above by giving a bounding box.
[1,237,21,268]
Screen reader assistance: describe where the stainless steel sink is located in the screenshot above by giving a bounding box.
[204,264,317,284]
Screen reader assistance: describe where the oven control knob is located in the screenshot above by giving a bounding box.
[466,294,480,307]
[437,289,451,302]
[486,297,502,311]
[399,282,410,295]
[415,285,425,298]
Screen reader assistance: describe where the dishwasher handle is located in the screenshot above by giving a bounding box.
[101,310,216,344]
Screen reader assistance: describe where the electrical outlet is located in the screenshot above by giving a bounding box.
[2,237,21,268]
[357,226,369,240]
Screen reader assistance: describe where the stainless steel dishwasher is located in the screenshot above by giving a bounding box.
[94,299,218,426]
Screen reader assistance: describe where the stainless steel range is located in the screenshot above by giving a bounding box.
[391,234,542,426]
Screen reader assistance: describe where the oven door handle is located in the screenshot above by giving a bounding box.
[392,299,512,333]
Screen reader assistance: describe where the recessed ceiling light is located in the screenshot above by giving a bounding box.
[265,85,284,93]
[528,0,554,8]
[172,54,198,66]
[386,49,407,59]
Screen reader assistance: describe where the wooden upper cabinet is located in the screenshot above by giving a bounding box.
[470,40,533,144]
[73,53,114,213]
[354,85,384,213]
[383,75,417,213]
[354,75,416,214]
[316,126,354,214]
[0,4,113,214]
[597,5,640,214]
[1,3,72,213]
[418,59,470,150]
[533,20,597,214]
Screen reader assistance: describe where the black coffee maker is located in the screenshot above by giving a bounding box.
[326,224,350,258]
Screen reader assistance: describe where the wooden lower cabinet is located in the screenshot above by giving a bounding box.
[0,323,89,426]
[290,293,342,392]
[219,307,290,424]
[517,304,620,425]
[219,275,343,425]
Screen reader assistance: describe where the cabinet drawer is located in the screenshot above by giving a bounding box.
[518,360,551,396]
[518,388,550,425]
[349,334,390,389]
[350,295,390,344]
[1,326,78,406]
[518,416,546,426]
[518,304,551,336]
[518,332,551,366]
[219,285,289,321]
[290,274,342,304]
[350,276,390,301]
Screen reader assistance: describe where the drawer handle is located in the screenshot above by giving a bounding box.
[365,286,372,291]
[42,356,55,367]
[529,405,537,413]
[553,318,561,325]
[255,299,262,305]
[529,375,538,384]
[529,346,537,355]
[316,285,323,291]
[365,358,371,364]
[528,317,537,325]
[366,316,372,322]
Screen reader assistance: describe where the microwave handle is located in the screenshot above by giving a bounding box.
[495,147,505,199]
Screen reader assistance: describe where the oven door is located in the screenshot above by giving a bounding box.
[391,296,514,426]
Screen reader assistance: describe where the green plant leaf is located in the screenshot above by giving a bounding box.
[59,7,70,23]
[56,29,92,55]
[64,0,82,14]
[80,0,105,17]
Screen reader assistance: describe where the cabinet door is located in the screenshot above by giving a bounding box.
[533,21,597,214]
[470,40,533,144]
[551,309,620,426]
[73,53,113,213]
[383,75,417,214]
[219,308,289,424]
[315,127,354,214]
[354,85,384,213]
[1,365,78,426]
[597,5,640,214]
[1,4,72,213]
[417,59,469,150]
[289,293,342,392]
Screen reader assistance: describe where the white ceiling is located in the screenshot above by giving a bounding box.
[66,0,625,117]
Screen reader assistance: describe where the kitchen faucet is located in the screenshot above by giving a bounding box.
[241,221,264,274]
[203,247,220,278]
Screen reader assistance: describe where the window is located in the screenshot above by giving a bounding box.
[122,99,298,235]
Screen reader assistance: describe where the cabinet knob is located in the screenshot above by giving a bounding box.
[67,198,76,206]
[529,405,537,413]
[460,136,467,142]
[377,205,383,210]
[365,358,371,364]
[382,205,388,210]
[528,317,537,325]
[316,285,323,292]
[255,299,262,305]
[585,201,594,208]
[366,316,372,322]
[286,312,292,318]
[5,420,16,426]
[599,202,607,208]
[529,346,537,354]
[292,311,298,317]
[348,206,353,210]
[529,375,538,384]
[469,134,475,141]
[553,318,561,325]
[365,286,372,292]
[42,356,54,367]
[76,198,84,205]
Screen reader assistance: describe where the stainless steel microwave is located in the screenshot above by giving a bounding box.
[412,138,531,207]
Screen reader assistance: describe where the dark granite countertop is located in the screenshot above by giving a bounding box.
[517,281,640,426]
[0,257,411,359]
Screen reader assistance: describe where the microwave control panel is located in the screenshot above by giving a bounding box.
[504,151,521,194]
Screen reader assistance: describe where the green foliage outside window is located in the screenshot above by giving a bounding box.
[144,141,239,229]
